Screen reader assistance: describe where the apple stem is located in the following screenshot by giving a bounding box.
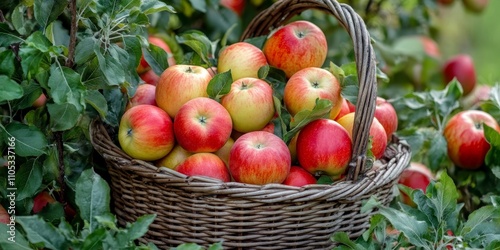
[186,66,194,73]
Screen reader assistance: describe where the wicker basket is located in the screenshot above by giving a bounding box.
[90,0,411,249]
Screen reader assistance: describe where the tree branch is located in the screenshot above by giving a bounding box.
[66,0,77,68]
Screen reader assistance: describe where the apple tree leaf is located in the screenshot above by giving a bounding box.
[3,122,48,157]
[283,99,332,143]
[15,159,43,201]
[140,0,175,15]
[460,205,500,248]
[143,42,170,76]
[47,103,81,131]
[0,223,32,250]
[85,90,109,119]
[207,70,232,100]
[16,216,69,250]
[0,49,16,77]
[485,124,500,173]
[33,0,68,30]
[0,75,24,102]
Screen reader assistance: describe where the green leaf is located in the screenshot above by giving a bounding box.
[15,159,43,200]
[177,30,216,66]
[117,214,156,242]
[425,172,459,227]
[81,227,106,250]
[427,133,447,170]
[0,75,24,102]
[485,124,500,170]
[17,216,69,250]
[143,42,170,76]
[48,65,85,111]
[377,206,430,248]
[207,70,232,100]
[331,232,365,250]
[34,0,68,30]
[85,90,108,119]
[461,205,500,247]
[341,75,359,105]
[37,202,65,223]
[47,103,81,131]
[75,168,111,232]
[329,61,345,84]
[0,223,32,250]
[189,0,206,12]
[0,23,24,46]
[140,0,175,15]
[19,31,52,77]
[283,99,332,143]
[75,37,98,65]
[3,122,48,157]
[95,48,126,86]
[0,50,16,77]
[171,243,204,250]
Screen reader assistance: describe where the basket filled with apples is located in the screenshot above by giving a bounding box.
[90,0,411,249]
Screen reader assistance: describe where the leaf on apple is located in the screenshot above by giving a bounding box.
[177,30,218,66]
[283,99,332,143]
[258,65,286,101]
[207,70,232,100]
[484,124,500,178]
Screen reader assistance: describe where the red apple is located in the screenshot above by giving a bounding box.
[0,204,10,224]
[283,166,317,187]
[398,162,434,206]
[156,65,212,118]
[420,36,441,59]
[374,97,398,140]
[347,99,356,113]
[32,93,47,108]
[140,69,161,86]
[284,67,342,118]
[137,35,176,74]
[155,144,193,169]
[174,97,233,153]
[126,84,157,110]
[221,77,275,132]
[220,0,245,16]
[332,97,350,120]
[288,132,299,164]
[230,131,291,185]
[263,20,327,78]
[33,191,56,214]
[462,0,488,13]
[214,137,235,167]
[443,110,500,169]
[217,42,268,80]
[442,54,476,96]
[175,153,230,182]
[337,112,387,159]
[297,119,352,177]
[438,0,455,5]
[118,104,175,161]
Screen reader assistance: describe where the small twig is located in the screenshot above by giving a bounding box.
[0,10,6,22]
[66,0,77,68]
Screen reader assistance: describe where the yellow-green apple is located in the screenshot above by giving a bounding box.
[32,93,47,108]
[442,54,476,96]
[140,69,160,86]
[214,137,235,167]
[155,144,193,169]
[174,97,233,153]
[229,131,291,185]
[374,97,398,140]
[263,20,327,78]
[175,153,230,182]
[284,67,342,118]
[332,97,350,121]
[337,112,387,159]
[462,0,488,13]
[283,166,317,187]
[398,162,434,206]
[32,191,56,213]
[137,35,176,74]
[126,84,157,110]
[156,65,212,118]
[221,77,275,132]
[217,42,268,80]
[118,104,175,161]
[296,118,352,177]
[443,110,500,169]
[220,0,245,16]
[0,204,10,224]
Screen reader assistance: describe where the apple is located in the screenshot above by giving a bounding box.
[217,42,268,80]
[438,0,455,5]
[0,204,10,224]
[175,153,230,182]
[347,99,356,113]
[337,112,387,159]
[140,69,160,86]
[207,66,218,77]
[32,93,47,108]
[137,35,176,74]
[374,97,398,140]
[462,0,488,13]
[220,0,245,16]
[126,84,157,110]
[398,162,434,206]
[283,166,317,187]
[288,132,299,164]
[221,77,275,133]
[155,144,193,169]
[214,137,235,167]
[296,119,352,177]
[174,97,233,153]
[443,110,500,169]
[442,54,476,96]
[462,84,491,109]
[229,131,291,185]
[156,65,212,118]
[263,20,327,78]
[332,96,350,121]
[33,191,56,214]
[420,36,441,59]
[284,67,342,118]
[118,104,175,161]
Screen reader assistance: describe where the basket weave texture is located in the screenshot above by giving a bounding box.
[90,0,412,249]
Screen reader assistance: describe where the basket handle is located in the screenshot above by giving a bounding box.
[240,0,377,181]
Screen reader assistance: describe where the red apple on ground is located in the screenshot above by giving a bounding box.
[462,0,488,13]
[283,166,317,187]
[140,69,161,85]
[398,162,434,206]
[126,84,157,110]
[230,131,291,185]
[284,67,342,118]
[374,97,399,140]
[214,137,235,167]
[443,110,500,169]
[296,119,352,177]
[220,0,245,16]
[337,112,387,159]
[263,20,327,78]
[137,35,176,74]
[33,191,56,214]
[221,77,275,133]
[332,97,350,121]
[175,153,230,182]
[118,104,175,161]
[32,93,47,108]
[156,65,212,118]
[217,42,268,80]
[0,204,10,224]
[442,54,476,96]
[174,97,233,153]
[155,144,193,169]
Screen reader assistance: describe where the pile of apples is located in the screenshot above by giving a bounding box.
[120,20,399,186]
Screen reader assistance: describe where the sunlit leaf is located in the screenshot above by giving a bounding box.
[207,70,232,100]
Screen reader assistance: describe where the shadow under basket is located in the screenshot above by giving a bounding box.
[89,0,412,249]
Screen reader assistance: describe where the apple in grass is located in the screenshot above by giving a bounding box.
[155,144,193,169]
[398,162,434,206]
[118,105,175,161]
[217,42,268,80]
[263,20,327,78]
[374,97,398,140]
[126,84,157,110]
[174,97,233,153]
[284,67,343,118]
[230,131,291,185]
[283,166,317,187]
[442,54,476,96]
[297,119,352,178]
[137,35,176,74]
[221,77,275,133]
[156,65,212,118]
[443,110,500,170]
[175,153,230,182]
[337,112,387,159]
